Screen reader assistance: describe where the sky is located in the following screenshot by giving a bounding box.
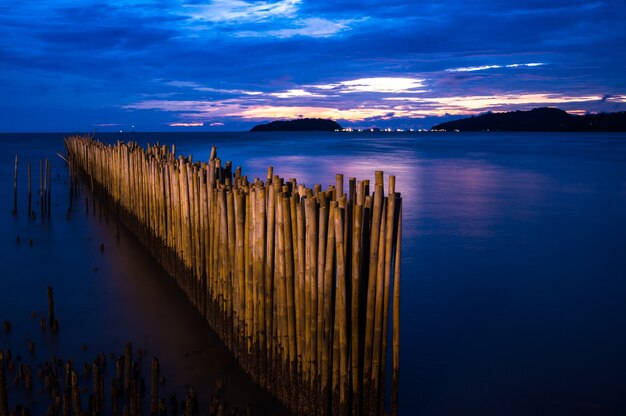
[0,0,625,132]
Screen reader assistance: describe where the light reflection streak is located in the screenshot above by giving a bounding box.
[245,151,548,239]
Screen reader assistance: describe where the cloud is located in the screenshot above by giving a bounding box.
[309,77,426,94]
[426,93,604,110]
[183,0,301,23]
[506,63,544,68]
[236,105,393,120]
[169,122,203,127]
[165,80,263,95]
[181,0,364,38]
[269,88,328,98]
[236,17,361,38]
[446,65,503,72]
[123,88,621,126]
[123,98,399,121]
[384,93,609,114]
[124,100,218,112]
[446,63,545,72]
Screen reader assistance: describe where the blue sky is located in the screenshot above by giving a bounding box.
[0,0,625,131]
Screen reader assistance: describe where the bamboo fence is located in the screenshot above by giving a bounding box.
[64,136,401,416]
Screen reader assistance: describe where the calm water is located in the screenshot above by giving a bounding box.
[1,131,626,415]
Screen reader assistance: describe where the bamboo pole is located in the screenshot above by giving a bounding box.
[334,203,349,412]
[93,362,101,413]
[256,187,267,372]
[303,197,313,382]
[71,370,81,416]
[12,155,18,215]
[335,174,343,201]
[219,188,230,338]
[0,351,8,416]
[27,161,31,217]
[227,188,237,351]
[63,362,71,416]
[305,197,319,385]
[321,201,335,398]
[282,196,296,366]
[295,200,306,380]
[39,159,43,218]
[48,286,55,326]
[265,182,276,359]
[124,342,132,391]
[274,189,288,399]
[245,187,254,354]
[391,198,402,416]
[350,203,363,415]
[46,159,52,218]
[371,201,387,413]
[316,199,328,383]
[150,357,159,415]
[379,178,397,415]
[235,190,246,353]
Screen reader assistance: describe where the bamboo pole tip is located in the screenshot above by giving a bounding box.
[375,170,384,184]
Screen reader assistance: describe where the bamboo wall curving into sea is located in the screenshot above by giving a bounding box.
[64,136,402,416]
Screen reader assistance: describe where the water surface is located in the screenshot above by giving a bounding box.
[1,131,626,415]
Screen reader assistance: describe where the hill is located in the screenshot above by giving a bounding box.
[431,107,626,132]
[250,118,342,132]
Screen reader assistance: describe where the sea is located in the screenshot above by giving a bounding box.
[1,131,626,415]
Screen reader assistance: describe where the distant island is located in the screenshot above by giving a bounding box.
[251,118,342,132]
[432,107,626,132]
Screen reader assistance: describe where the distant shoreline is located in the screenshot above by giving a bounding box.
[250,118,342,131]
[432,107,626,132]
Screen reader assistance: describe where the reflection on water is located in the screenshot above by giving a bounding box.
[1,131,626,415]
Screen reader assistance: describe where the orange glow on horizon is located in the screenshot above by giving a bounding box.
[169,122,204,127]
[125,91,624,125]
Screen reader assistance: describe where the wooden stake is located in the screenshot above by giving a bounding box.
[0,351,8,416]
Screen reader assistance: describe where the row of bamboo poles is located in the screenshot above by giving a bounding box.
[12,155,53,219]
[64,136,401,416]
